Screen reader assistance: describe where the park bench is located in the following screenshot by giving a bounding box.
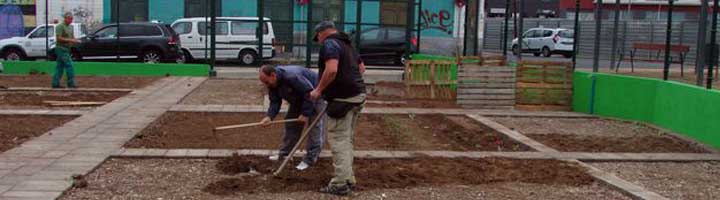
[616,43,690,75]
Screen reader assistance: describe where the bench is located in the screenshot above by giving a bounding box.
[616,43,690,75]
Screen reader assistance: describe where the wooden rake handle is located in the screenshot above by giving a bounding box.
[214,119,299,131]
[273,107,327,176]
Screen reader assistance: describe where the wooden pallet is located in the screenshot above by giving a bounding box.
[516,61,573,111]
[404,60,457,100]
[456,55,515,109]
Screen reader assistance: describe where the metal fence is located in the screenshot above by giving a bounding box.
[483,18,709,64]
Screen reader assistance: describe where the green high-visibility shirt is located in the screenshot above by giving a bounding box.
[55,23,74,49]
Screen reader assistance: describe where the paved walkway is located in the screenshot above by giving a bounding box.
[0,77,205,200]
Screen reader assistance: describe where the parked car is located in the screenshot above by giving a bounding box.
[70,23,183,63]
[352,27,418,66]
[171,17,275,65]
[512,28,574,58]
[0,23,86,60]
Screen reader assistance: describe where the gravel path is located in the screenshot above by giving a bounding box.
[591,161,720,200]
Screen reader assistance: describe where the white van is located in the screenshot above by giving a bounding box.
[0,23,86,60]
[171,17,275,65]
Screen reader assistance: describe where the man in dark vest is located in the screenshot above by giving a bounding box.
[309,21,366,196]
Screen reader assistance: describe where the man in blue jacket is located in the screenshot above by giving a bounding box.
[259,65,325,170]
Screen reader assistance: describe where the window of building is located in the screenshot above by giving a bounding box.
[184,0,221,18]
[110,0,149,22]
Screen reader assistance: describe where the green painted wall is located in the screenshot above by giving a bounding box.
[2,61,209,77]
[223,0,256,17]
[573,71,720,149]
[149,0,184,24]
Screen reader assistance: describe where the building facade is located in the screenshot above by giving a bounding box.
[559,0,703,21]
[484,0,561,18]
[98,0,465,55]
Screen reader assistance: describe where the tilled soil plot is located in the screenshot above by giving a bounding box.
[125,112,529,151]
[180,79,267,105]
[59,157,632,199]
[491,117,709,153]
[366,82,460,108]
[0,75,160,89]
[0,91,128,109]
[592,162,720,200]
[0,115,77,152]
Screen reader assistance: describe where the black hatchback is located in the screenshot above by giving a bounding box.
[73,23,183,63]
[352,27,418,66]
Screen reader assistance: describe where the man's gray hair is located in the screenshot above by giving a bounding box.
[63,12,73,18]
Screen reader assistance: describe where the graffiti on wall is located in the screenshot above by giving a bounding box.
[66,6,102,31]
[419,9,453,35]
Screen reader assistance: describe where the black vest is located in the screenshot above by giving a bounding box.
[318,34,366,100]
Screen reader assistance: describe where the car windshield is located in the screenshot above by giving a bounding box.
[559,30,574,38]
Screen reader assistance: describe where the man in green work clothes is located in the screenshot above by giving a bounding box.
[52,12,81,88]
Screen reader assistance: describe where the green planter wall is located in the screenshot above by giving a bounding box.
[1,61,209,77]
[573,71,720,149]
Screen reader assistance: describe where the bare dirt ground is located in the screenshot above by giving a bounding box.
[59,157,630,199]
[0,75,160,89]
[0,91,128,109]
[490,117,708,153]
[0,115,77,152]
[180,79,266,105]
[592,161,720,200]
[124,112,528,151]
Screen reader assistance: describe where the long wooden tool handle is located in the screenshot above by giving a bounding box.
[214,119,299,131]
[273,107,327,176]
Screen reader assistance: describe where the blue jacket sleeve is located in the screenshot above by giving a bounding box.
[287,75,316,117]
[266,88,282,120]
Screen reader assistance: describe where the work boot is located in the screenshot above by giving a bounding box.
[319,183,352,196]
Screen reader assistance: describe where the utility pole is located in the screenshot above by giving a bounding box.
[209,0,217,77]
[663,0,674,80]
[709,0,719,89]
[517,0,524,60]
[593,0,603,72]
[45,0,49,60]
[502,0,510,56]
[572,0,580,70]
[696,0,709,86]
[610,0,621,70]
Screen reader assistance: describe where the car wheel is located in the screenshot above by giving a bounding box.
[239,50,257,65]
[394,54,408,66]
[512,45,519,55]
[563,53,573,58]
[142,50,162,64]
[533,52,541,57]
[2,49,25,61]
[176,52,187,64]
[542,47,552,57]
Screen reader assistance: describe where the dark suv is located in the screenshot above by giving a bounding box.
[352,27,418,66]
[72,23,182,63]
